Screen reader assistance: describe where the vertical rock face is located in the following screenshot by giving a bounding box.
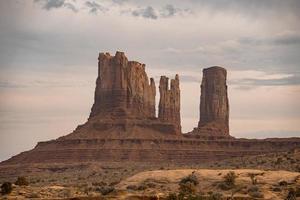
[197,66,229,136]
[158,74,181,133]
[90,51,156,119]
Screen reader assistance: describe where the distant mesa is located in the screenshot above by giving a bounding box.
[1,51,299,165]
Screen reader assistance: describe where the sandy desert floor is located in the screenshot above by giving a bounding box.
[1,150,300,199]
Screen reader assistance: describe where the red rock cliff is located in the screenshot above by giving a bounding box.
[90,51,156,119]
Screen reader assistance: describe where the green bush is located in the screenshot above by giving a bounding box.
[1,182,12,195]
[15,177,29,186]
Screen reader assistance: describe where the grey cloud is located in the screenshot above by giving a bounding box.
[132,6,158,19]
[240,32,300,46]
[160,4,176,17]
[34,0,78,12]
[230,75,300,90]
[85,1,108,14]
[188,0,300,19]
[131,4,191,19]
[64,2,78,12]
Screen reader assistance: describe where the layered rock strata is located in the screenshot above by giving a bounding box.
[189,66,230,137]
[158,75,181,134]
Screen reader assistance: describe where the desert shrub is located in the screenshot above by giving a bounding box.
[279,180,288,186]
[166,193,177,200]
[180,173,199,186]
[218,182,232,190]
[272,187,281,192]
[1,182,12,195]
[208,191,223,200]
[126,184,138,191]
[218,171,238,191]
[97,186,114,195]
[137,184,147,191]
[285,188,296,200]
[248,173,258,185]
[179,173,199,196]
[248,185,259,193]
[295,187,300,197]
[247,185,264,198]
[15,176,29,186]
[223,171,237,187]
[179,182,197,196]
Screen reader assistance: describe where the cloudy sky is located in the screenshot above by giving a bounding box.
[0,0,300,161]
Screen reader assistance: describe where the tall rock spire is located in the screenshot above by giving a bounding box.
[158,74,181,134]
[188,66,229,137]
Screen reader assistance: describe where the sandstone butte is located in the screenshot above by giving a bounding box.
[1,51,300,165]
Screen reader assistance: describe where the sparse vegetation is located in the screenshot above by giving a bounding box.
[224,171,237,186]
[15,176,29,186]
[218,171,237,190]
[97,185,114,195]
[248,185,264,198]
[248,173,258,185]
[179,173,199,196]
[208,191,223,200]
[286,188,297,200]
[1,182,12,195]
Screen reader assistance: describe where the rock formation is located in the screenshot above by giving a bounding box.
[63,51,180,138]
[188,66,229,137]
[90,52,156,119]
[1,52,300,166]
[158,75,181,134]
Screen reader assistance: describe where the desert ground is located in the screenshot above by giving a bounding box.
[1,149,300,199]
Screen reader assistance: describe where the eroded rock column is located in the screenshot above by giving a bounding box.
[158,74,181,134]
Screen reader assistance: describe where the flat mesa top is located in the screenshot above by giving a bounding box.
[203,66,227,72]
